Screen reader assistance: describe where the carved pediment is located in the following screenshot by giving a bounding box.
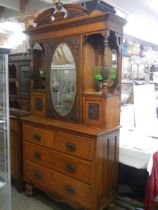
[34,2,88,26]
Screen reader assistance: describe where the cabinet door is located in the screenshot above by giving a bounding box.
[19,64,30,94]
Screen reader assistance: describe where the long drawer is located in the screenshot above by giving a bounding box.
[24,142,92,184]
[24,160,92,209]
[53,132,94,161]
[23,124,53,148]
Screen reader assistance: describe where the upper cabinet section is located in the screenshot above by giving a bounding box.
[26,1,126,125]
[25,1,126,41]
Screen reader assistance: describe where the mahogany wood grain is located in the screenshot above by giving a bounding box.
[22,2,126,210]
[24,142,93,184]
[24,160,92,209]
[105,94,120,129]
[53,132,94,161]
[23,124,54,148]
[95,130,119,209]
[83,42,96,93]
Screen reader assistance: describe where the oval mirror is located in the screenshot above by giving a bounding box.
[50,43,76,116]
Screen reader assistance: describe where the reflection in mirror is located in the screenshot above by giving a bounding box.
[51,43,76,116]
[108,49,118,81]
[112,49,117,68]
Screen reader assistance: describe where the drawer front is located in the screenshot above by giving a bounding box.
[23,124,53,148]
[54,133,94,161]
[24,142,52,167]
[24,160,91,209]
[23,160,52,189]
[24,143,92,185]
[51,151,92,185]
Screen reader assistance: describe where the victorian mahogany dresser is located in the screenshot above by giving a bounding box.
[21,1,126,210]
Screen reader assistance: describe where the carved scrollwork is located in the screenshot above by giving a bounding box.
[33,3,87,26]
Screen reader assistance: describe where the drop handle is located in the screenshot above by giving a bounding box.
[66,142,76,152]
[33,151,41,160]
[65,186,76,194]
[66,163,76,173]
[33,133,41,141]
[34,170,41,179]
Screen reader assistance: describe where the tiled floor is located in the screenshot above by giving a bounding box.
[11,187,74,210]
[2,185,144,210]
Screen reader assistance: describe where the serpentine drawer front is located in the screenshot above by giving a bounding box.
[24,160,92,209]
[23,124,54,148]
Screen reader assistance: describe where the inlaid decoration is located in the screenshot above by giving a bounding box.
[35,97,43,111]
[88,103,99,120]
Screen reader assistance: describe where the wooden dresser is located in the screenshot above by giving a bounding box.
[22,116,119,209]
[21,1,126,210]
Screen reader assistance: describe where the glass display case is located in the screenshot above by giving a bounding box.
[9,53,31,111]
[0,48,11,210]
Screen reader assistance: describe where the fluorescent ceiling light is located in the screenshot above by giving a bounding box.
[0,21,26,49]
[0,21,24,33]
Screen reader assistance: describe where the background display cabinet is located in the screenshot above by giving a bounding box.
[9,53,31,191]
[9,53,31,111]
[22,1,126,210]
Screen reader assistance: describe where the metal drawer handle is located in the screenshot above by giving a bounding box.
[66,142,76,152]
[34,133,41,141]
[34,170,41,179]
[33,151,41,160]
[65,186,76,194]
[66,163,76,173]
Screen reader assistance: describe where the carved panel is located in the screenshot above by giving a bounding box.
[35,97,43,111]
[88,103,99,120]
[34,3,87,26]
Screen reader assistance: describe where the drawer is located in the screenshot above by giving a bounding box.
[24,143,92,185]
[23,160,52,189]
[24,160,92,209]
[54,132,94,161]
[51,152,92,185]
[23,124,53,148]
[24,142,52,168]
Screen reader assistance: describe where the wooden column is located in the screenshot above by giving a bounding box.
[102,30,110,80]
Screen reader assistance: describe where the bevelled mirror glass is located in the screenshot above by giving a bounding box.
[50,43,76,116]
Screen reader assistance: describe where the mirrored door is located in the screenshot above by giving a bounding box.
[0,49,11,210]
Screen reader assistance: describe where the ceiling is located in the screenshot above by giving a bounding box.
[0,0,158,46]
[0,0,158,23]
[104,0,158,28]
